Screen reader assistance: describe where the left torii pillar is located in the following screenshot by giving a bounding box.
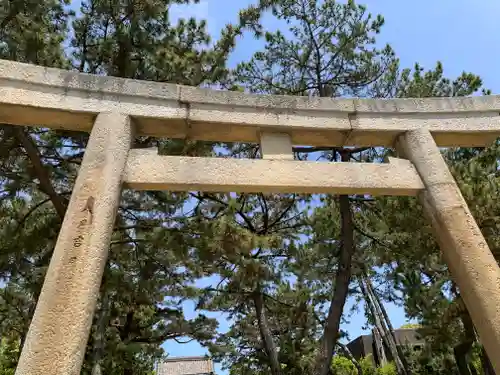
[15,113,133,375]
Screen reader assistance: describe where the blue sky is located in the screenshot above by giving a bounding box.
[163,1,500,373]
[169,0,500,90]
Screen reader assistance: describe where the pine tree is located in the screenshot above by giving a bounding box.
[0,0,268,373]
[201,1,399,375]
[357,63,497,374]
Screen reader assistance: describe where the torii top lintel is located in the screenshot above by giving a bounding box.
[1,59,499,147]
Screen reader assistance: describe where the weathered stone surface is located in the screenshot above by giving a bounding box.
[15,113,133,375]
[353,96,500,113]
[124,149,425,196]
[397,129,500,375]
[260,132,294,160]
[1,59,500,146]
[179,84,355,111]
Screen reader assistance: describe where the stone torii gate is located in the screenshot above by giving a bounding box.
[1,60,499,374]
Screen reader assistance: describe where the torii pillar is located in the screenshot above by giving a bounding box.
[15,113,133,375]
[397,128,500,373]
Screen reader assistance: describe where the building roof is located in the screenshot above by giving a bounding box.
[156,356,214,375]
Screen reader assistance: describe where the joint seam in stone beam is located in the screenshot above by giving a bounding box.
[342,112,357,147]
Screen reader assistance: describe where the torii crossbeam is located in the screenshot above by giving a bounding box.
[1,60,499,375]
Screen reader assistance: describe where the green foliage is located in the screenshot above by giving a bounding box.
[359,356,377,375]
[399,324,421,329]
[0,0,71,67]
[396,61,489,98]
[377,363,396,375]
[469,343,484,375]
[0,338,18,375]
[401,345,459,375]
[331,355,357,375]
[331,355,398,375]
[71,0,242,83]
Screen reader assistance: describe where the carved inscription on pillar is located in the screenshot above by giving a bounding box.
[72,196,94,249]
[67,196,95,264]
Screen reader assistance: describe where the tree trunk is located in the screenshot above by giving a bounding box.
[359,275,407,375]
[457,295,484,375]
[253,290,281,375]
[373,327,387,366]
[453,290,496,375]
[454,341,474,375]
[359,278,388,366]
[313,150,356,375]
[364,274,409,374]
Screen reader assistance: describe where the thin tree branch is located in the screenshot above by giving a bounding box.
[16,191,72,231]
[14,128,67,219]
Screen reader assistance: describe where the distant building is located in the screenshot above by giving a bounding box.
[156,356,215,375]
[346,328,424,366]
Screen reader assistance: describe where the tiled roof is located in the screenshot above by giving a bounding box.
[156,356,214,375]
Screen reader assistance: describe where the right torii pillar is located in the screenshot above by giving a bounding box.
[397,129,500,373]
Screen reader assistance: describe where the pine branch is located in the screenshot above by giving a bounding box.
[293,146,334,153]
[353,222,393,250]
[14,127,67,219]
[16,191,72,231]
[292,146,371,155]
[110,239,150,246]
[192,192,257,233]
